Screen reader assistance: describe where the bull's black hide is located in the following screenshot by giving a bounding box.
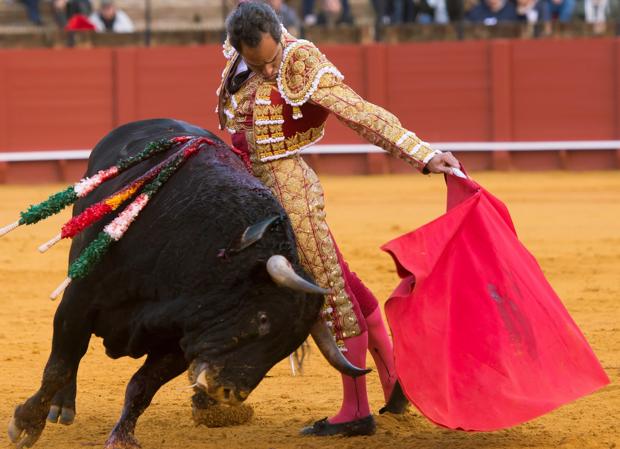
[8,119,323,449]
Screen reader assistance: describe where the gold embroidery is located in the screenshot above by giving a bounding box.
[255,105,283,122]
[277,40,341,107]
[286,125,324,153]
[221,73,264,134]
[251,156,361,346]
[255,83,274,105]
[311,73,437,168]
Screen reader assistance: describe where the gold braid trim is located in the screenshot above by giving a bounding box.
[251,156,361,347]
[276,40,344,116]
[310,73,441,169]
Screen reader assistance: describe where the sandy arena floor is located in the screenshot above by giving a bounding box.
[0,171,618,449]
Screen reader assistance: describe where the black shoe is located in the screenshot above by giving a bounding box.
[300,415,376,437]
[379,380,409,414]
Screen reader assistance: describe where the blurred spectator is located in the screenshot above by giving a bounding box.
[427,0,449,22]
[408,0,448,23]
[374,0,450,25]
[89,0,135,33]
[584,0,609,33]
[19,0,43,25]
[516,0,551,35]
[466,0,518,23]
[548,0,575,22]
[371,0,392,25]
[266,0,301,35]
[446,0,479,21]
[516,0,551,24]
[303,0,354,26]
[51,0,92,28]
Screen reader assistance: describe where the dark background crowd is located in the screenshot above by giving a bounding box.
[5,0,619,40]
[11,0,134,31]
[300,0,613,29]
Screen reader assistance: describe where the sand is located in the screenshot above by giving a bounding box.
[0,171,618,449]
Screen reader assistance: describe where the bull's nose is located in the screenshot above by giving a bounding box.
[238,390,249,400]
[211,386,249,406]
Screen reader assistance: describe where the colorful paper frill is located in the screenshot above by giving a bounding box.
[49,137,212,299]
[0,136,191,237]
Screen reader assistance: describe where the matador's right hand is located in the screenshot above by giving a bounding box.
[425,152,460,174]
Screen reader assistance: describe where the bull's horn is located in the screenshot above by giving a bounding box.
[266,255,330,295]
[310,320,372,378]
[196,369,209,390]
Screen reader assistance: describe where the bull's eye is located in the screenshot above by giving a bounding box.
[257,311,270,336]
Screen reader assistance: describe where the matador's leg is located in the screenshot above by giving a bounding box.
[334,244,395,399]
[252,156,365,345]
[335,235,409,414]
[253,156,376,434]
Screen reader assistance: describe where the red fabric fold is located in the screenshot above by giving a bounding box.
[381,171,609,431]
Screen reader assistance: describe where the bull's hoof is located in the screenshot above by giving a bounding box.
[8,406,46,448]
[300,415,376,437]
[8,417,23,444]
[46,405,75,425]
[192,403,253,427]
[103,433,141,449]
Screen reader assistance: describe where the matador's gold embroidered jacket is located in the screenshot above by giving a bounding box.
[216,32,441,169]
[215,32,440,347]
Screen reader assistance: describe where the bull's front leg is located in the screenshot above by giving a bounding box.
[9,296,92,448]
[104,350,187,449]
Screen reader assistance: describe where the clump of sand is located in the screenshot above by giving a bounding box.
[192,403,254,427]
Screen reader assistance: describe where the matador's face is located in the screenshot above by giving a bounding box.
[240,33,284,81]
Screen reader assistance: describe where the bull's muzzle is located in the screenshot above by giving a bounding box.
[193,364,249,406]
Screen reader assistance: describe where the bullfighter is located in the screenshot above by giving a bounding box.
[217,0,460,436]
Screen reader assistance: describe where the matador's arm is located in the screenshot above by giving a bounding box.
[310,72,441,171]
[277,41,441,171]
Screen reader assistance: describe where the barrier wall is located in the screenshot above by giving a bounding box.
[0,38,619,181]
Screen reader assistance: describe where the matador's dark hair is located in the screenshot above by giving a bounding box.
[225,1,282,52]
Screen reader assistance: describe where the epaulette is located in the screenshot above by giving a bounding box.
[276,40,343,118]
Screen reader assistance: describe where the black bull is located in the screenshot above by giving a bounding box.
[8,119,368,449]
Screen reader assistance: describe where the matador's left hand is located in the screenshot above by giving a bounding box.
[425,152,460,174]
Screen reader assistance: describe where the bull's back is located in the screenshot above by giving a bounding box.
[86,119,224,173]
[67,119,291,307]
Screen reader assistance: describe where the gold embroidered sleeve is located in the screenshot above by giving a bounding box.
[310,73,441,170]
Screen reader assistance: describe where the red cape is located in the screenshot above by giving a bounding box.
[381,171,609,431]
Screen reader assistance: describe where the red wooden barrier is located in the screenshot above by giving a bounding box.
[0,48,114,151]
[0,38,619,181]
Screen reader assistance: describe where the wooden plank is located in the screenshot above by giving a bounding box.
[512,38,616,141]
[385,41,492,142]
[490,40,513,170]
[113,48,138,126]
[3,48,114,151]
[0,50,7,152]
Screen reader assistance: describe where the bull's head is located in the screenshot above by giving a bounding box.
[182,216,369,406]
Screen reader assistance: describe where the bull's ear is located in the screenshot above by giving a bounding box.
[232,215,283,252]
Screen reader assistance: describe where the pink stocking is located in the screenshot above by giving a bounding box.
[328,332,371,424]
[366,308,398,402]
